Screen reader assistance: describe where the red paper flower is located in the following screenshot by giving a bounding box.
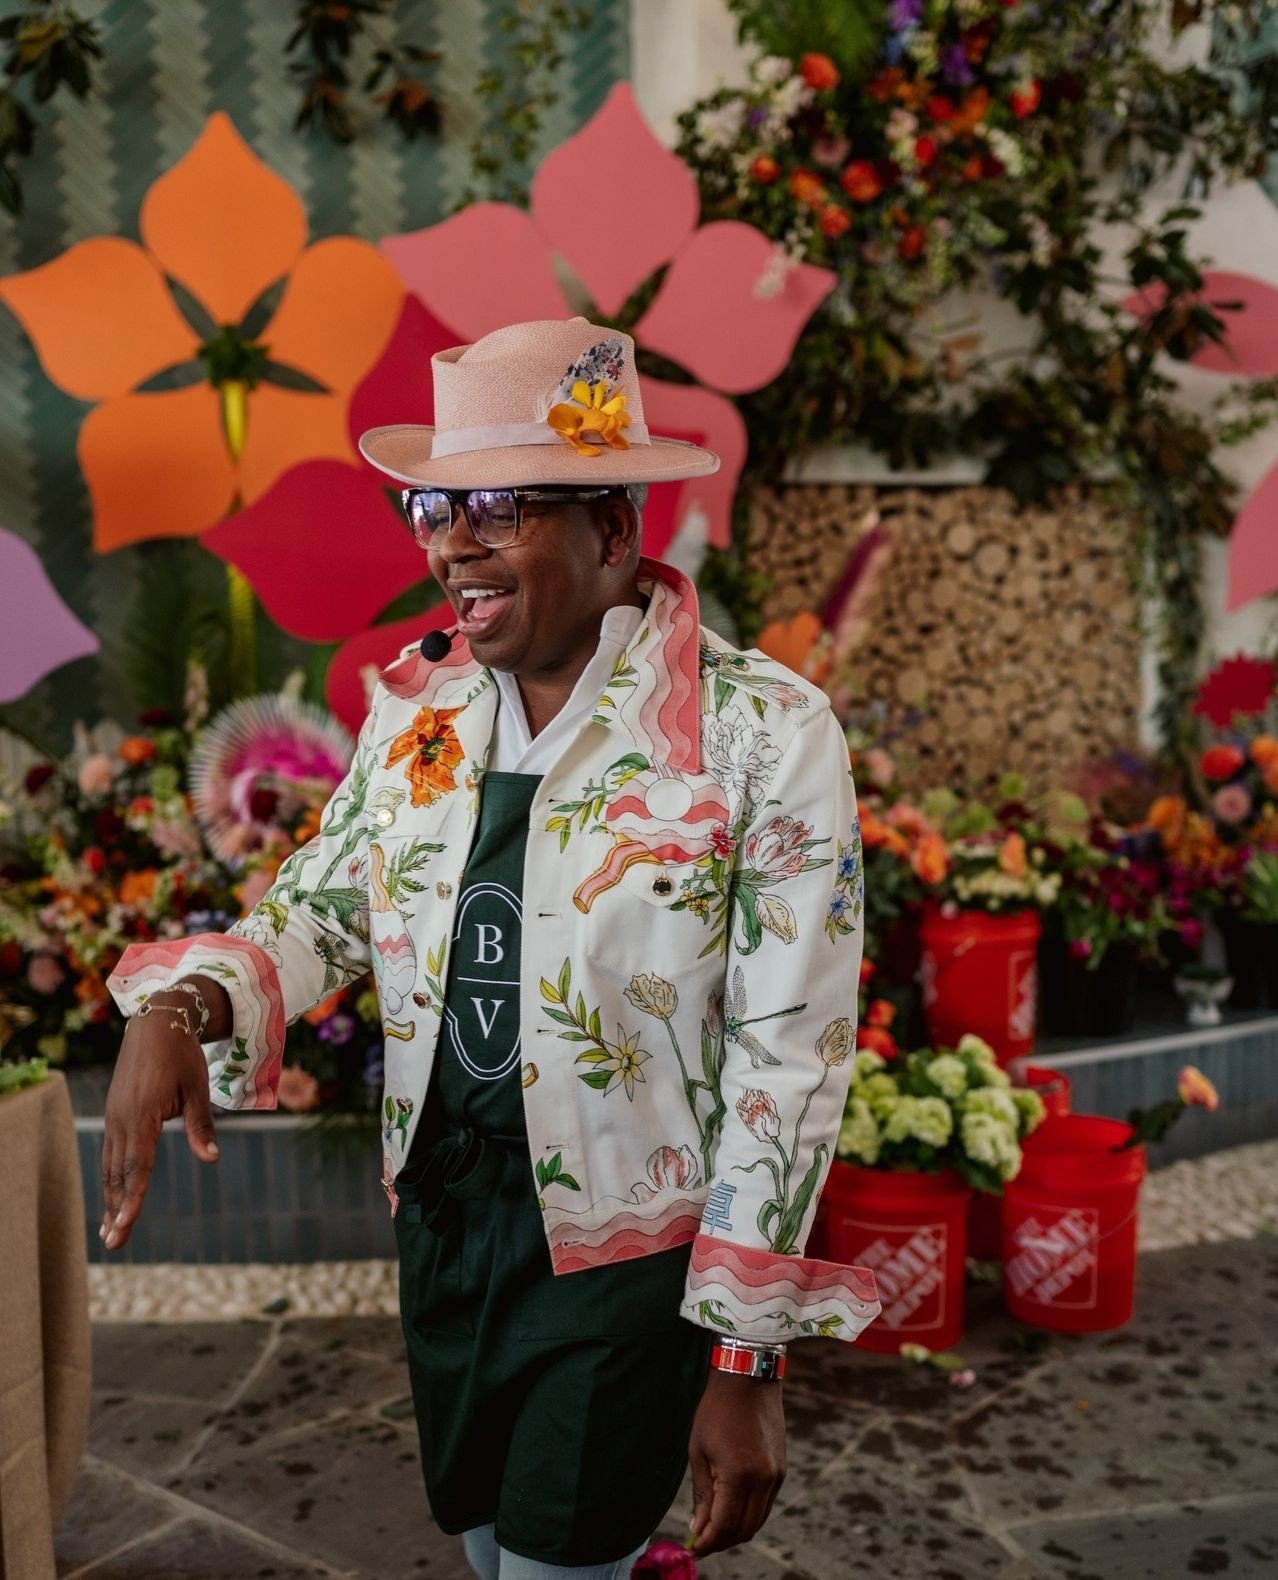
[1192,653,1276,728]
[1010,80,1042,118]
[749,154,781,184]
[1200,744,1245,781]
[841,160,884,203]
[820,205,852,239]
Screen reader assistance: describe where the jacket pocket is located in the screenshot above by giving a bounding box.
[394,1213,475,1338]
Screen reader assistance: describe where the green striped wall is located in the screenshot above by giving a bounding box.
[0,0,629,751]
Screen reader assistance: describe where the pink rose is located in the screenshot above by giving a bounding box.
[631,1539,698,1579]
[276,1065,321,1112]
[1212,783,1251,825]
[77,754,115,796]
[1068,937,1093,960]
[863,747,896,788]
[27,953,66,994]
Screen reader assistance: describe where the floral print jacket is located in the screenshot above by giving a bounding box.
[107,558,880,1345]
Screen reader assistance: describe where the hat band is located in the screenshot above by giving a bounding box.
[430,418,652,460]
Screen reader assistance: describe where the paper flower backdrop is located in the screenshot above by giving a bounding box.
[1124,270,1278,612]
[379,83,835,553]
[0,529,98,702]
[0,113,402,553]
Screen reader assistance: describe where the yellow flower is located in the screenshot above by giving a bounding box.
[625,973,678,1019]
[817,1016,855,1067]
[546,380,632,456]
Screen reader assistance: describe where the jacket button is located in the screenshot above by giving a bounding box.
[436,881,453,899]
[651,874,673,897]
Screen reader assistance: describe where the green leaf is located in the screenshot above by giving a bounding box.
[557,959,571,1004]
[588,1007,603,1042]
[539,976,563,1005]
[770,1144,829,1254]
[749,692,767,720]
[713,674,733,714]
[556,1173,581,1191]
[578,1070,613,1090]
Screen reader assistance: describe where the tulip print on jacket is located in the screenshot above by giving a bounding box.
[106,559,880,1345]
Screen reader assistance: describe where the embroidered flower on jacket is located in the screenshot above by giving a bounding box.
[703,714,782,806]
[632,1142,700,1201]
[746,814,815,879]
[384,705,465,807]
[736,1086,782,1142]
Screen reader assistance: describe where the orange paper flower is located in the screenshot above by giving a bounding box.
[0,113,401,553]
[1177,1066,1219,1112]
[386,705,466,807]
[546,380,632,456]
[1249,734,1278,768]
[118,869,159,908]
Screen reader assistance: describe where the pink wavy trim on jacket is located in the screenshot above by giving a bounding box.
[687,1233,880,1312]
[547,1195,703,1273]
[636,558,702,774]
[379,638,479,703]
[106,933,286,1110]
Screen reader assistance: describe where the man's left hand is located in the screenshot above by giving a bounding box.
[687,1368,787,1555]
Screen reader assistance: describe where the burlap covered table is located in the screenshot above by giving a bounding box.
[0,1072,92,1580]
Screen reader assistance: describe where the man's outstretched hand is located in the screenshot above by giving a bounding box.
[100,988,225,1250]
[687,1367,787,1555]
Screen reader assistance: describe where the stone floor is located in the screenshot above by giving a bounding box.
[56,1233,1278,1580]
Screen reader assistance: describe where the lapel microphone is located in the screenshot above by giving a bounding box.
[419,627,458,662]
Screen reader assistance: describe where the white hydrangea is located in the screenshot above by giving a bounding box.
[854,1049,887,1080]
[986,126,1026,178]
[963,1086,1020,1128]
[1012,1087,1047,1131]
[770,75,814,121]
[957,1033,997,1066]
[961,1112,1022,1181]
[884,1095,953,1149]
[838,1096,882,1165]
[857,1071,902,1120]
[695,100,746,152]
[753,54,793,86]
[924,1054,969,1101]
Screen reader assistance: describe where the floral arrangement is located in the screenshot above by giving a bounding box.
[0,684,385,1114]
[674,2,1278,743]
[836,1032,1046,1195]
[1045,813,1181,970]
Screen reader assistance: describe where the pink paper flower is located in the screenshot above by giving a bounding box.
[1211,783,1252,825]
[27,954,66,995]
[379,84,834,555]
[277,1064,321,1112]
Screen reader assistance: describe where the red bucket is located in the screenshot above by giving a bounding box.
[968,1064,1073,1259]
[821,1162,972,1353]
[919,904,1041,1062]
[1001,1115,1146,1332]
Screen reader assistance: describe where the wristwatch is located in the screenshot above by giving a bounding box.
[709,1336,787,1381]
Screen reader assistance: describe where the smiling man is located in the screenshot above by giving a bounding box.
[103,318,880,1580]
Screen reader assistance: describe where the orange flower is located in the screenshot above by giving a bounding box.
[856,1024,898,1059]
[294,807,323,846]
[998,831,1028,879]
[1147,794,1188,833]
[1264,760,1278,797]
[912,830,949,885]
[867,997,896,1028]
[0,114,401,552]
[950,87,992,135]
[304,990,346,1027]
[860,807,911,858]
[789,168,828,207]
[1177,1066,1219,1112]
[859,957,877,986]
[749,155,781,184]
[547,379,632,456]
[117,736,157,764]
[386,705,466,808]
[1201,744,1244,780]
[118,869,159,907]
[1249,734,1278,768]
[800,53,840,91]
[840,160,883,203]
[74,968,111,1022]
[867,68,904,104]
[820,205,852,240]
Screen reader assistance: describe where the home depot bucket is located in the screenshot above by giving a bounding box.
[1001,1115,1146,1333]
[821,1162,972,1353]
[967,1064,1073,1260]
[919,904,1041,1062]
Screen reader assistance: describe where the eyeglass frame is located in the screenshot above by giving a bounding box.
[400,484,633,550]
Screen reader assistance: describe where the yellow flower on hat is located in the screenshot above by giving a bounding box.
[546,378,632,456]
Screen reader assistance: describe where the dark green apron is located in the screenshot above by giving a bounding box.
[392,771,711,1567]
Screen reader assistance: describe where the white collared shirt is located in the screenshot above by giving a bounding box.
[488,602,646,774]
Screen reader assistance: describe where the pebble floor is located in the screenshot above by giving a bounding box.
[57,1143,1278,1579]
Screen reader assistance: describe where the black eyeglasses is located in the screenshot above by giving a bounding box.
[400,486,626,550]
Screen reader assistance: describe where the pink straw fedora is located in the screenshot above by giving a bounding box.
[358,316,720,489]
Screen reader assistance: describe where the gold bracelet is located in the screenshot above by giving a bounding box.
[134,1000,198,1041]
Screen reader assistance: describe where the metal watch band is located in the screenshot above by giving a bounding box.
[709,1340,788,1381]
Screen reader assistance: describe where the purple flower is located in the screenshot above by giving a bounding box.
[940,44,975,88]
[746,107,768,131]
[888,0,923,28]
[318,1010,357,1045]
[362,1043,385,1089]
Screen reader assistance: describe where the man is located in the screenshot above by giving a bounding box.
[104,318,879,1579]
